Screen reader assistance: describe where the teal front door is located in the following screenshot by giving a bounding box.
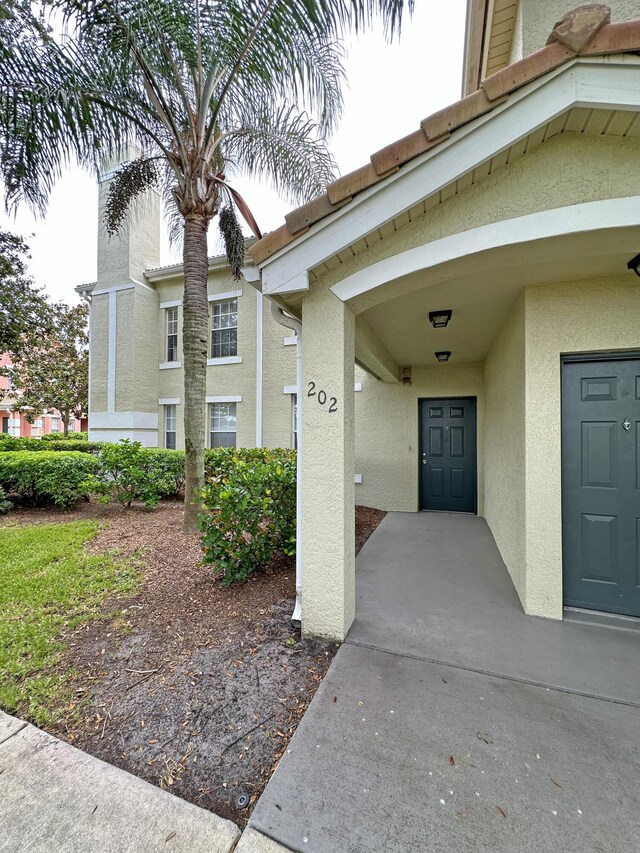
[419,398,477,513]
[562,357,640,617]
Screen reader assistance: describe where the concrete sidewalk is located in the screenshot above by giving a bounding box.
[250,512,640,852]
[0,710,291,853]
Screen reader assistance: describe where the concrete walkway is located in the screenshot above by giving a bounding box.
[0,711,289,853]
[250,512,640,852]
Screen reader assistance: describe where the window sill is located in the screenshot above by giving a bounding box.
[207,356,242,366]
[159,361,181,370]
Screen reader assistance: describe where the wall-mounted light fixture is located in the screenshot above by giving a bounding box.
[627,253,640,278]
[428,309,452,328]
[435,351,451,363]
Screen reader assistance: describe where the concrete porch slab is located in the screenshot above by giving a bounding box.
[250,643,640,852]
[250,510,640,851]
[0,711,240,853]
[349,512,640,705]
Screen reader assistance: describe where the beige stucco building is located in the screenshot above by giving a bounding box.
[245,2,640,639]
[79,170,299,452]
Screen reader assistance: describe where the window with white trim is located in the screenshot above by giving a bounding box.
[166,307,178,362]
[164,404,177,449]
[209,402,236,448]
[50,416,60,433]
[210,299,237,358]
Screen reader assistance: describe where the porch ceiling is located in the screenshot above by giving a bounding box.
[358,226,639,367]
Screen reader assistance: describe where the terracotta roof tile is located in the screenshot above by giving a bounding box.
[328,162,393,205]
[370,128,447,176]
[250,5,639,268]
[248,223,300,263]
[546,4,610,53]
[422,87,506,140]
[284,192,348,235]
[480,42,576,102]
[582,20,640,54]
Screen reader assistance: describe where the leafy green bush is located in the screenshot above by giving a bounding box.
[0,452,98,508]
[0,485,11,514]
[87,440,184,507]
[40,431,88,442]
[200,448,296,584]
[0,434,101,453]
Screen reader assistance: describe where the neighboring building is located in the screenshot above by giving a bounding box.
[78,168,298,450]
[0,354,83,437]
[245,1,640,638]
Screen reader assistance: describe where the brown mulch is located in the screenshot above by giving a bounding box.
[2,501,385,827]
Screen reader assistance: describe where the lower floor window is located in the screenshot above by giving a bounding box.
[164,404,177,449]
[210,402,237,448]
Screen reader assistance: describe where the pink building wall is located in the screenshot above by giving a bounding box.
[0,353,83,437]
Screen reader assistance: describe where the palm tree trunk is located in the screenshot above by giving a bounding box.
[182,213,209,530]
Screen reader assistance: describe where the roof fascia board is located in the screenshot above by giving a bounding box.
[331,196,640,304]
[259,59,640,297]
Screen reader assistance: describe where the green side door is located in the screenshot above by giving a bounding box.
[562,357,640,617]
[419,397,477,513]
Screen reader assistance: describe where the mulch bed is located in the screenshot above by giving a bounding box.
[4,501,385,827]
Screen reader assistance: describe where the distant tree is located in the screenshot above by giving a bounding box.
[0,228,50,356]
[5,302,88,437]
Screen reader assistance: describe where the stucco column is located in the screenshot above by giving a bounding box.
[301,286,355,640]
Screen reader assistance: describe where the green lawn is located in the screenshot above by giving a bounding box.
[0,521,139,726]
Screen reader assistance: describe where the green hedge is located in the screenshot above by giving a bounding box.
[200,448,296,584]
[0,434,102,453]
[86,441,185,507]
[0,452,99,508]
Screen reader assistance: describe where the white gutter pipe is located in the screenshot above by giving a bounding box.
[270,301,303,628]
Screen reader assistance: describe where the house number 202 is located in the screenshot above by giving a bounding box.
[308,381,338,413]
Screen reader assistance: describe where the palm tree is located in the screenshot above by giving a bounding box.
[0,0,411,528]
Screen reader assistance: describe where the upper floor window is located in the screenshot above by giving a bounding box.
[211,299,237,359]
[50,416,60,433]
[166,307,178,362]
[209,402,236,448]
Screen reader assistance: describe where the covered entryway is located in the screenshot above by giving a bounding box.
[419,397,477,512]
[562,355,640,617]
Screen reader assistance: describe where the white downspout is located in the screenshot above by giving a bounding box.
[255,291,263,446]
[270,301,303,628]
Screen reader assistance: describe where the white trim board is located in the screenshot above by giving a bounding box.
[205,395,242,403]
[107,291,117,412]
[283,335,298,346]
[207,356,242,366]
[91,411,159,430]
[93,283,136,296]
[160,361,181,370]
[258,59,640,295]
[160,298,182,309]
[208,289,242,302]
[331,196,640,302]
[158,398,180,405]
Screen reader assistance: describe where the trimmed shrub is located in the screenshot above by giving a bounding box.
[87,440,184,507]
[200,448,296,584]
[0,451,98,508]
[0,434,102,453]
[0,485,11,514]
[40,431,88,442]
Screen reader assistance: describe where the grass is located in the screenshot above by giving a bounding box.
[0,521,139,726]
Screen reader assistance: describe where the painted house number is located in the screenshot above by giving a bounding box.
[308,381,338,413]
